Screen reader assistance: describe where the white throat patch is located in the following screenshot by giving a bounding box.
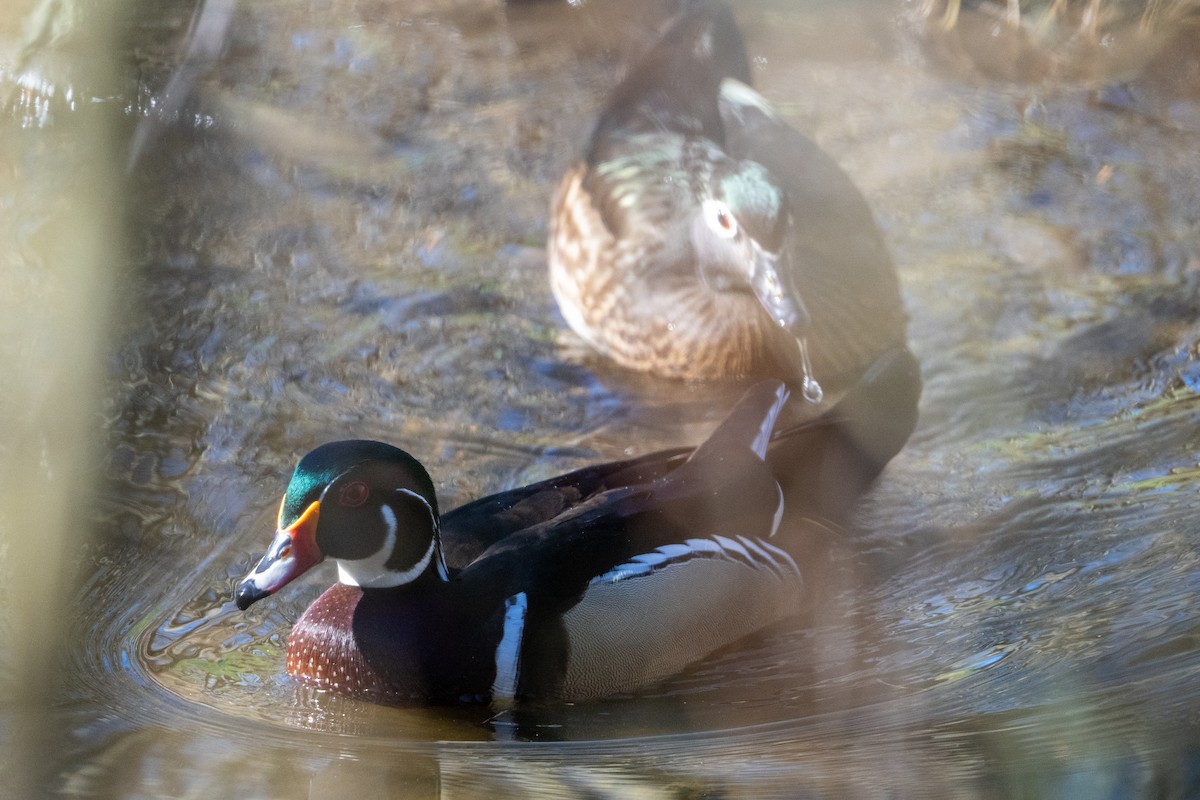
[336,489,445,588]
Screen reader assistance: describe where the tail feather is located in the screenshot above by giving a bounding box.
[768,347,922,521]
[686,380,790,466]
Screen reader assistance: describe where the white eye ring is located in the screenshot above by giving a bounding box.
[702,198,738,239]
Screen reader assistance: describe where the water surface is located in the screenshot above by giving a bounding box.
[10,0,1200,796]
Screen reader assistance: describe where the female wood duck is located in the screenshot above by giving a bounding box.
[235,347,919,705]
[548,0,908,398]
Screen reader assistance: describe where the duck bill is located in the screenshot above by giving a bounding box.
[234,500,324,610]
[750,249,809,335]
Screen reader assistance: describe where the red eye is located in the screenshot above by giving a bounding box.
[339,481,369,508]
[704,199,738,239]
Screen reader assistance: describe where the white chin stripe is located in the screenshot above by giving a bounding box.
[337,504,436,589]
[491,592,528,703]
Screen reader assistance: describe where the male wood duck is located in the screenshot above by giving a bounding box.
[235,347,920,705]
[548,0,908,398]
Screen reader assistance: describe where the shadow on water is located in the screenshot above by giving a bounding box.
[5,0,1200,796]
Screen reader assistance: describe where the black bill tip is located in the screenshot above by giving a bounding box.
[234,580,269,611]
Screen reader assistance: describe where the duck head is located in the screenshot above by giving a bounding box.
[684,151,824,400]
[691,156,806,336]
[234,440,448,610]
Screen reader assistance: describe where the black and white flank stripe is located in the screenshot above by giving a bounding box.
[590,534,800,586]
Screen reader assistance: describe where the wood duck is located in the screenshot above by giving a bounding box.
[548,0,908,397]
[234,347,919,705]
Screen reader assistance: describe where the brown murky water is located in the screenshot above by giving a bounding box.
[6,0,1200,796]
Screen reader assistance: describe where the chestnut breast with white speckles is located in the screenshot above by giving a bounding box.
[286,583,405,701]
[284,581,504,704]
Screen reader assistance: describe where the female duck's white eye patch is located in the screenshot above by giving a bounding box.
[702,198,738,239]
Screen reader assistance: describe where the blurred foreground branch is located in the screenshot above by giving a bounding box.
[0,0,124,795]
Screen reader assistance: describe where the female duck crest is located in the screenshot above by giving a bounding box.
[586,0,750,158]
